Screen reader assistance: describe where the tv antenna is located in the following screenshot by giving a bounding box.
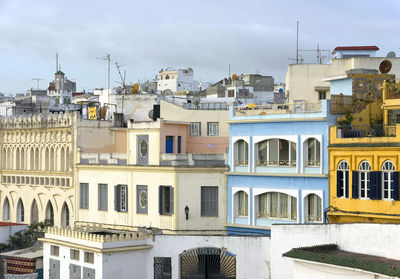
[32,78,43,90]
[298,44,330,64]
[96,53,111,94]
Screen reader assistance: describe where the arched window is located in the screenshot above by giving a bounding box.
[234,140,248,166]
[50,148,55,171]
[305,194,322,222]
[16,148,20,170]
[61,203,70,227]
[3,198,10,221]
[257,192,297,220]
[2,148,6,169]
[233,191,248,217]
[17,199,24,223]
[30,148,34,170]
[382,160,395,200]
[66,147,70,171]
[30,200,39,224]
[34,147,39,171]
[45,148,49,170]
[337,160,349,198]
[21,148,25,170]
[306,138,321,166]
[359,161,371,199]
[257,139,296,167]
[60,147,65,171]
[45,202,54,226]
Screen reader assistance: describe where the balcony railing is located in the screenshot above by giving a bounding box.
[233,102,322,116]
[235,160,248,166]
[384,82,400,100]
[306,160,321,167]
[337,124,396,138]
[257,160,296,167]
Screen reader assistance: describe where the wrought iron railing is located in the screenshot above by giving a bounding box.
[306,160,321,167]
[337,124,396,138]
[257,160,296,167]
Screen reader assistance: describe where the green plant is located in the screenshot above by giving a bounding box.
[8,219,52,250]
[338,111,354,126]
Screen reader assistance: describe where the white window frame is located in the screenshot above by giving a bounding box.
[359,160,371,199]
[190,122,201,136]
[207,122,219,136]
[382,160,395,200]
[234,139,249,166]
[232,187,250,225]
[200,186,218,217]
[337,160,349,198]
[256,138,297,167]
[306,138,321,167]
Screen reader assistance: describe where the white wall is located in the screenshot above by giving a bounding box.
[0,224,28,243]
[271,223,400,279]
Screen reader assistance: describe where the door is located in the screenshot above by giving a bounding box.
[166,136,174,153]
[49,259,60,279]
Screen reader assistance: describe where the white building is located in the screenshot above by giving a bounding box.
[41,226,270,279]
[157,68,195,94]
[47,71,75,105]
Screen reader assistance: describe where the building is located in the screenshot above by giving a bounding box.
[225,100,335,235]
[0,246,43,279]
[285,45,400,103]
[47,71,76,105]
[76,118,227,232]
[40,225,269,279]
[157,68,196,94]
[327,79,400,223]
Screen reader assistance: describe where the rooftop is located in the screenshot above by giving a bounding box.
[0,246,42,259]
[332,46,379,54]
[283,244,400,277]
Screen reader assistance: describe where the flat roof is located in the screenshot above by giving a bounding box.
[332,46,379,54]
[1,246,42,259]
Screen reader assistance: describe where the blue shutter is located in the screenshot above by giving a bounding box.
[394,172,400,201]
[352,171,359,199]
[345,171,349,198]
[336,171,343,197]
[369,171,381,200]
[114,185,120,211]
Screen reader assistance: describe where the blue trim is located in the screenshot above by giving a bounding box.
[226,226,271,236]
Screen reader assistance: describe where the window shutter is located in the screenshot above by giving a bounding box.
[158,186,162,214]
[125,186,128,211]
[114,185,120,212]
[352,171,359,199]
[369,171,380,200]
[336,171,343,197]
[170,187,174,214]
[345,171,349,198]
[375,171,382,200]
[394,172,400,201]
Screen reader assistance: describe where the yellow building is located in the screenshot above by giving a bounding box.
[328,81,400,223]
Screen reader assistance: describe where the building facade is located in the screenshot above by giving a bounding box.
[226,100,335,235]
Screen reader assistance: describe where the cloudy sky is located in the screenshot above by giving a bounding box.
[1,0,400,94]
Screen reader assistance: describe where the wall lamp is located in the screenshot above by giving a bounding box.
[184,205,189,220]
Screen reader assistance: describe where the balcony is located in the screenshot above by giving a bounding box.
[336,124,396,138]
[160,153,226,167]
[233,102,322,116]
[80,153,127,165]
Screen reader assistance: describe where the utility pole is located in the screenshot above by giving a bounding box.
[32,78,43,90]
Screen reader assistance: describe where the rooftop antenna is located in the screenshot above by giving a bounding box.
[296,21,299,64]
[298,44,330,64]
[97,53,111,95]
[32,78,43,90]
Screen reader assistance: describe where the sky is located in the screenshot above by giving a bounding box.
[1,0,400,94]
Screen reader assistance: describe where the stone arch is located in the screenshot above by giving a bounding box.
[61,202,70,227]
[16,198,25,223]
[34,147,40,171]
[30,147,34,170]
[45,147,50,170]
[30,199,39,224]
[16,147,20,170]
[50,147,55,171]
[2,197,10,221]
[60,146,65,171]
[21,147,25,170]
[45,201,54,225]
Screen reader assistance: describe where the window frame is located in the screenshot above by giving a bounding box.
[115,184,128,212]
[234,140,249,166]
[98,184,108,211]
[382,160,395,200]
[257,138,297,167]
[159,186,174,215]
[337,160,349,198]
[234,190,249,217]
[359,161,371,199]
[207,122,219,136]
[70,249,80,261]
[190,122,201,136]
[306,138,321,167]
[79,183,89,209]
[201,186,218,217]
[256,192,297,221]
[306,194,322,222]
[50,245,59,257]
[84,251,94,264]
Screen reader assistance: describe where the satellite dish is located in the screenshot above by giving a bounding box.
[387,51,396,58]
[148,109,154,120]
[379,60,392,74]
[116,86,123,94]
[162,89,173,96]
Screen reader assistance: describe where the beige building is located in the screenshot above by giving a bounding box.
[76,119,227,232]
[286,56,400,103]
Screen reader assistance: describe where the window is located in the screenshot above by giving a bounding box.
[2,197,10,221]
[257,192,297,221]
[51,245,59,257]
[17,199,24,222]
[190,122,201,136]
[388,109,400,125]
[80,183,89,209]
[137,185,148,214]
[382,160,395,200]
[154,257,171,279]
[207,122,219,136]
[159,186,174,214]
[227,89,235,97]
[140,139,148,157]
[257,139,296,167]
[98,184,108,211]
[306,138,320,166]
[84,252,94,264]
[318,91,326,100]
[234,140,248,166]
[359,161,371,199]
[306,194,322,222]
[201,187,218,216]
[70,249,80,261]
[234,191,248,217]
[115,185,128,212]
[337,160,349,198]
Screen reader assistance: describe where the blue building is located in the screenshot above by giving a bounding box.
[226,100,335,235]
